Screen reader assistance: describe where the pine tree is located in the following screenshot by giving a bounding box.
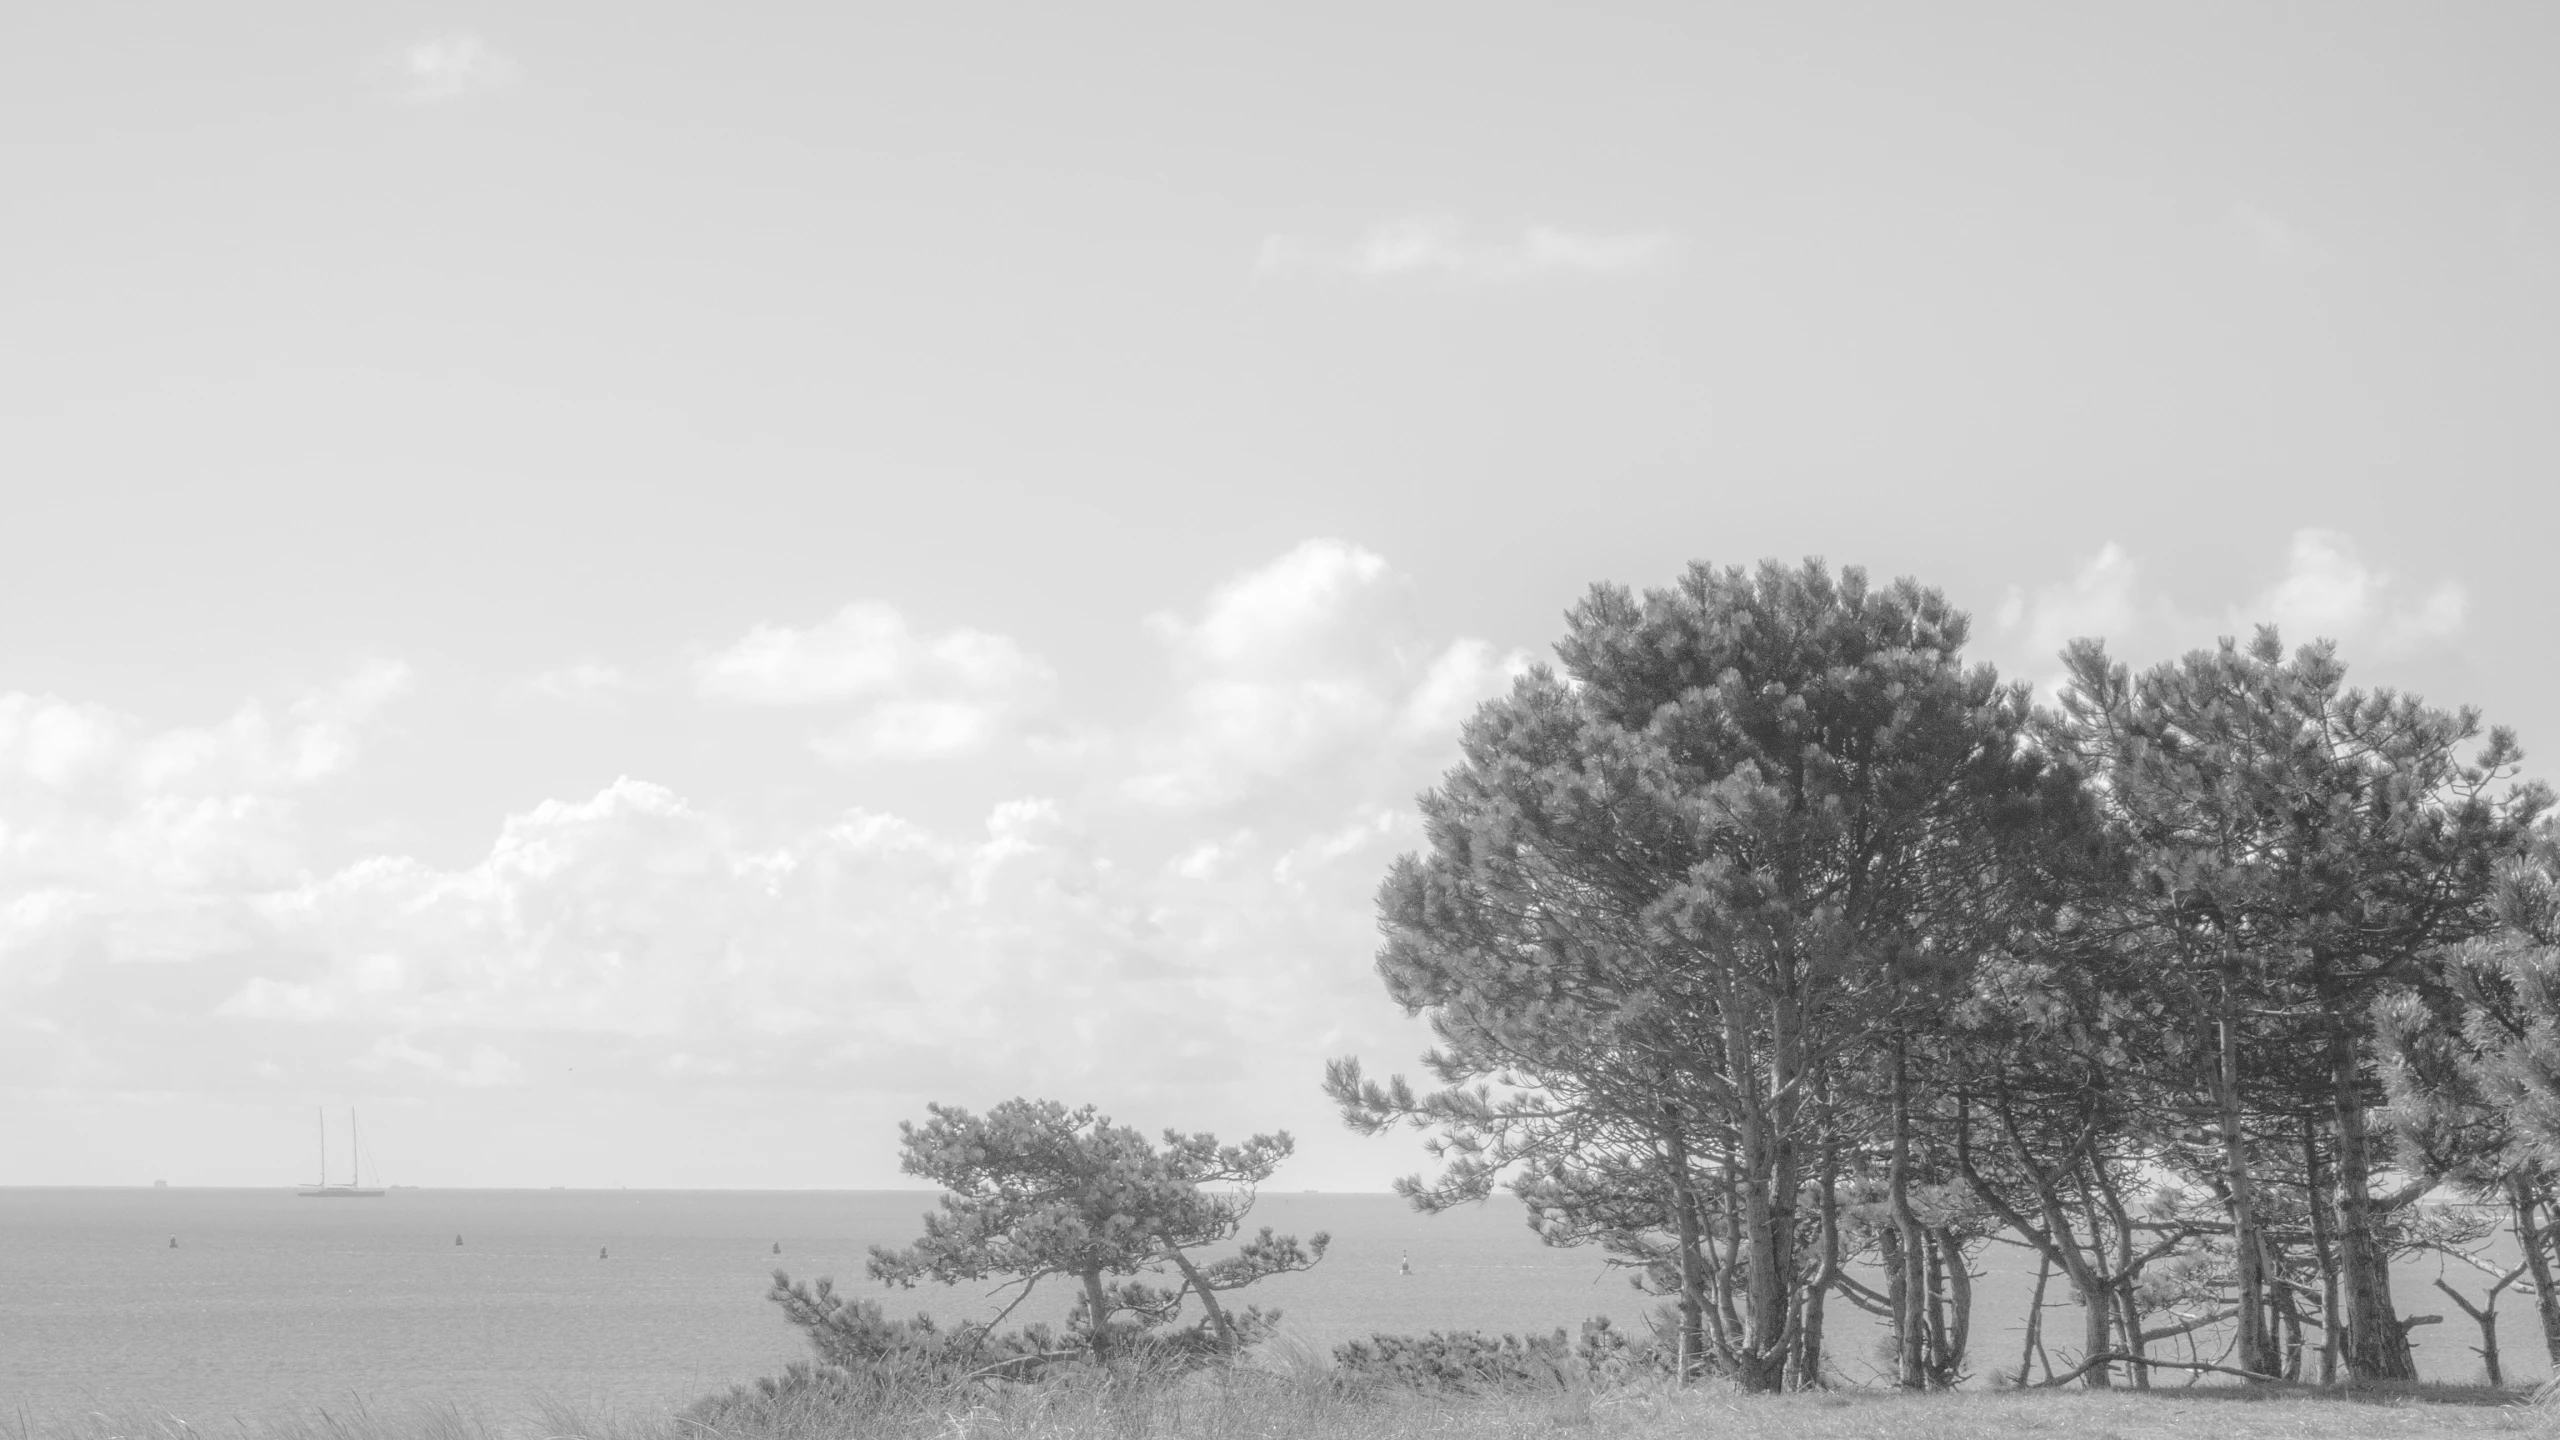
[866,1098,1326,1360]
[2049,629,2542,1382]
[2380,831,2560,1369]
[1332,559,2081,1392]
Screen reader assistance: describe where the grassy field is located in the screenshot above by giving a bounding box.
[19,1375,2559,1440]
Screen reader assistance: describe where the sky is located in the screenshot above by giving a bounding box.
[3,3,2556,1189]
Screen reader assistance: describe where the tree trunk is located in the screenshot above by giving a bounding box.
[1663,1113,1710,1380]
[2319,1241,2343,1384]
[2216,968,2282,1379]
[1081,1266,1112,1360]
[1728,975,1803,1393]
[2507,1176,2560,1368]
[1887,1032,1929,1389]
[1793,1143,1839,1388]
[2433,1276,2504,1387]
[2099,1183,2147,1390]
[1161,1243,1236,1351]
[1881,1222,1909,1377]
[2018,1250,2052,1389]
[2112,1276,2149,1389]
[1711,1140,1745,1357]
[1933,1225,1971,1387]
[2281,1284,2305,1380]
[2081,1272,2113,1389]
[2327,1008,2415,1382]
[2298,1120,2339,1384]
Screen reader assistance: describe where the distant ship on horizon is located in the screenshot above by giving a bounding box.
[298,1107,385,1198]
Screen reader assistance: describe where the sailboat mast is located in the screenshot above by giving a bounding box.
[317,1106,327,1187]
[351,1109,361,1189]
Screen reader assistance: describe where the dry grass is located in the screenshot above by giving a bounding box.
[14,1373,2556,1440]
[671,1377,2558,1440]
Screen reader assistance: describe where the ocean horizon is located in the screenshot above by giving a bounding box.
[0,1186,1639,1420]
[7,1184,2532,1419]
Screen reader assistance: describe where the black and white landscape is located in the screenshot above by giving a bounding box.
[3,6,2556,1435]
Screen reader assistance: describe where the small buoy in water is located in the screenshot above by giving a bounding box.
[169,1237,178,1249]
[599,1246,609,1260]
[772,1242,781,1255]
[455,1234,464,1246]
[1398,1250,1412,1276]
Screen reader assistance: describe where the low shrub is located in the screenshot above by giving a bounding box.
[1332,1317,1666,1395]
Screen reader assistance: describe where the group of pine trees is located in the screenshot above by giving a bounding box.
[1327,558,2560,1393]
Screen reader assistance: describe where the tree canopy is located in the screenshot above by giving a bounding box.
[866,1097,1327,1359]
[1336,558,2553,1394]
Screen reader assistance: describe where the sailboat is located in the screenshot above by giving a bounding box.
[298,1107,386,1198]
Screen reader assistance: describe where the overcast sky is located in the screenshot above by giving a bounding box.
[4,4,2555,1188]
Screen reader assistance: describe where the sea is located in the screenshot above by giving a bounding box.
[0,1188,2537,1419]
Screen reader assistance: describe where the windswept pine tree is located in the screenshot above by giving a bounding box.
[865,1098,1327,1360]
[2046,630,2543,1382]
[1328,557,2549,1395]
[2380,829,2560,1371]
[1330,559,2091,1392]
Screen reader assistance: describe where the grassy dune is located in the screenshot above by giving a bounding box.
[18,1376,2559,1440]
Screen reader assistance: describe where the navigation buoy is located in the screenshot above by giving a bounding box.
[455,1234,464,1246]
[599,1246,609,1260]
[1398,1250,1412,1276]
[169,1237,178,1249]
[772,1242,781,1255]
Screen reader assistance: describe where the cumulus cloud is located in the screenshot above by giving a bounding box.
[1987,529,2468,690]
[398,32,519,104]
[2239,529,2467,654]
[1257,217,1673,283]
[0,662,410,894]
[1126,539,1529,809]
[1987,543,2159,691]
[144,769,1413,1124]
[697,602,1055,761]
[0,666,413,1101]
[215,782,1173,1081]
[0,544,1530,1181]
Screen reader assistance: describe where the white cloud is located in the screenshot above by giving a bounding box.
[1398,638,1528,741]
[815,700,1004,764]
[1988,530,2469,691]
[697,602,1055,762]
[1988,543,2150,690]
[182,777,1385,1102]
[1271,806,1404,891]
[0,544,1530,1181]
[2386,584,2470,651]
[1258,217,1673,284]
[1127,539,1529,809]
[399,32,519,104]
[0,668,411,1100]
[2239,529,2467,654]
[0,663,409,894]
[1169,833,1251,882]
[529,662,629,701]
[216,978,335,1022]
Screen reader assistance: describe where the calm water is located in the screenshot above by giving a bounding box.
[0,1188,2529,1419]
[0,1188,1632,1419]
